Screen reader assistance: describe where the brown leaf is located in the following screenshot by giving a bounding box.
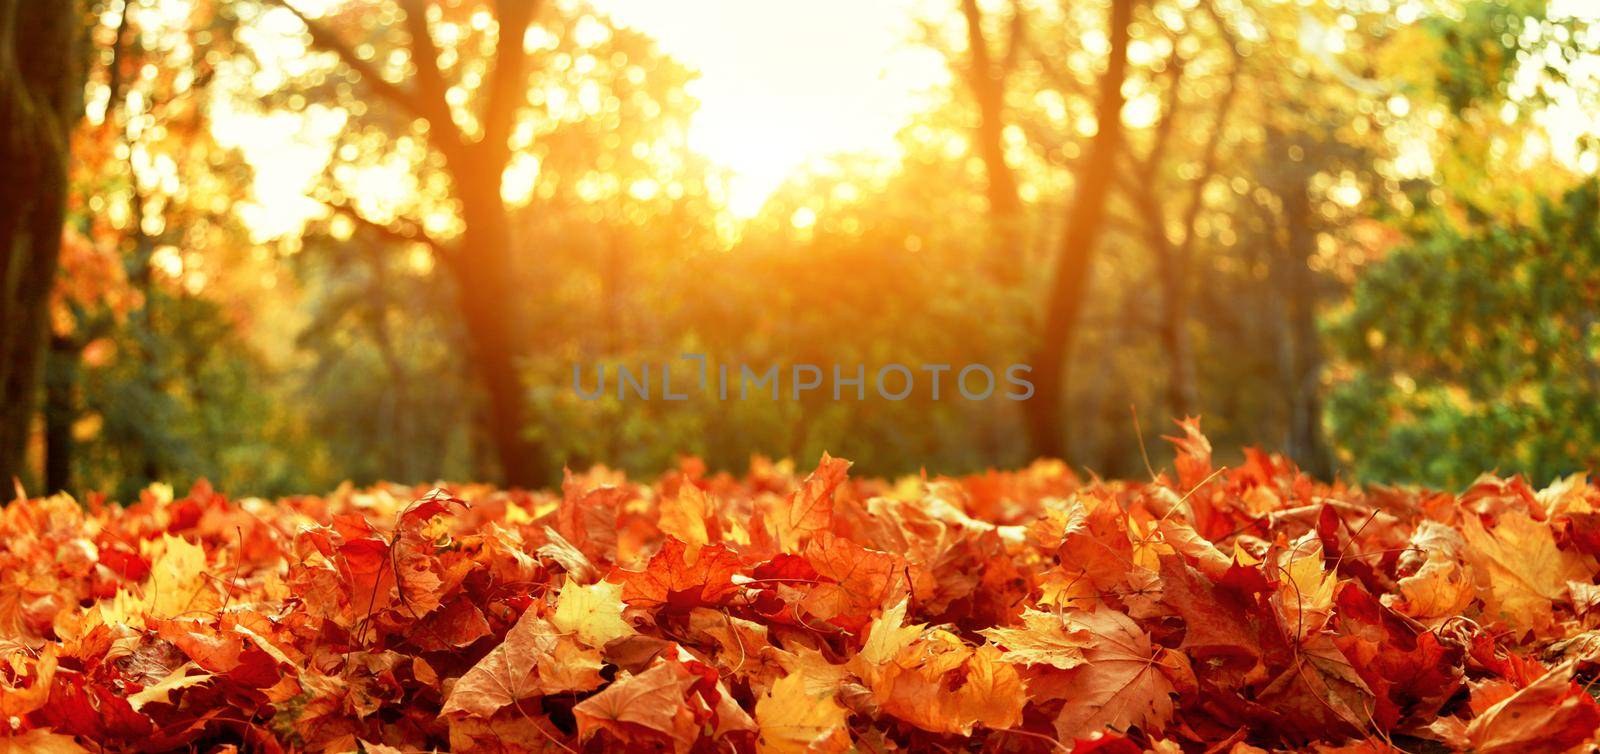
[573,661,700,752]
[1466,662,1600,754]
[1046,607,1176,741]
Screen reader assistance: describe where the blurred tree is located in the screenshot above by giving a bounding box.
[271,2,713,482]
[1328,180,1600,487]
[261,0,551,487]
[1113,2,1241,422]
[291,231,475,485]
[0,0,89,487]
[1026,0,1133,462]
[954,0,1025,284]
[47,0,235,493]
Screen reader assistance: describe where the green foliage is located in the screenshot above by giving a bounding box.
[76,290,312,499]
[1328,179,1600,488]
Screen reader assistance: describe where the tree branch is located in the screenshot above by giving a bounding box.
[394,0,465,160]
[320,196,447,254]
[265,0,427,121]
[480,0,542,162]
[1174,0,1245,260]
[999,0,1025,75]
[1138,45,1187,183]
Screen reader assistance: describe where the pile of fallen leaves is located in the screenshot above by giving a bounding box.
[4,422,1600,754]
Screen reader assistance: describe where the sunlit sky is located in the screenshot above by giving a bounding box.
[216,0,1600,241]
[594,0,948,217]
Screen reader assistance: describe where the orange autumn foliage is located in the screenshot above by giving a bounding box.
[3,420,1600,753]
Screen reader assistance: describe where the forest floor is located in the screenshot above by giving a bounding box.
[2,422,1599,753]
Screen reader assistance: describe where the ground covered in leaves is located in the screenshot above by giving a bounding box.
[5,423,1600,754]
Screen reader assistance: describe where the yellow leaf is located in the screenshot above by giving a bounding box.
[144,534,215,622]
[856,599,923,667]
[953,645,1026,731]
[126,662,212,711]
[755,672,851,754]
[978,609,1093,669]
[1277,544,1337,640]
[1388,554,1476,623]
[1463,511,1596,634]
[659,485,712,547]
[552,579,635,649]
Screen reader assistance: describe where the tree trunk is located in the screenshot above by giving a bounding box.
[1158,264,1198,420]
[0,0,86,489]
[447,170,549,489]
[1025,0,1133,461]
[1278,170,1332,478]
[1265,129,1332,479]
[44,335,78,493]
[958,0,1024,284]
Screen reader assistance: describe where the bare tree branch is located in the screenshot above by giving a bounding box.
[392,0,465,161]
[264,0,426,121]
[480,0,542,161]
[1173,4,1244,260]
[1138,44,1187,183]
[999,0,1025,75]
[320,196,448,254]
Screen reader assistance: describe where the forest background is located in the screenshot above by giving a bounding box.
[3,0,1598,499]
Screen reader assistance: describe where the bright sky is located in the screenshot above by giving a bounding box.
[221,0,949,238]
[591,0,948,216]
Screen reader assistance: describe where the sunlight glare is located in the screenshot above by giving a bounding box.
[592,0,950,217]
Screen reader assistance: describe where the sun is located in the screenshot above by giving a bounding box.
[592,0,950,217]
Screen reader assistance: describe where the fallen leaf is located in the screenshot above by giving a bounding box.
[1465,662,1600,754]
[1463,511,1595,634]
[551,579,634,648]
[755,671,851,754]
[979,608,1094,669]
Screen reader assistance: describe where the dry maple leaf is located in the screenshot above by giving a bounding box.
[769,454,851,552]
[1046,606,1176,742]
[617,538,743,612]
[798,533,907,630]
[125,661,211,711]
[1386,553,1476,623]
[1465,661,1600,754]
[1275,542,1337,640]
[551,579,634,648]
[851,601,1026,735]
[442,608,599,718]
[1463,511,1596,634]
[754,671,852,754]
[978,608,1094,670]
[659,484,716,547]
[139,534,215,625]
[572,661,700,753]
[855,599,923,666]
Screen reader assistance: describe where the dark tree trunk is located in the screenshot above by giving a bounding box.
[1264,129,1332,479]
[1158,265,1198,420]
[446,170,548,489]
[1278,170,1332,479]
[958,0,1024,284]
[0,0,87,489]
[44,335,78,493]
[1025,0,1134,461]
